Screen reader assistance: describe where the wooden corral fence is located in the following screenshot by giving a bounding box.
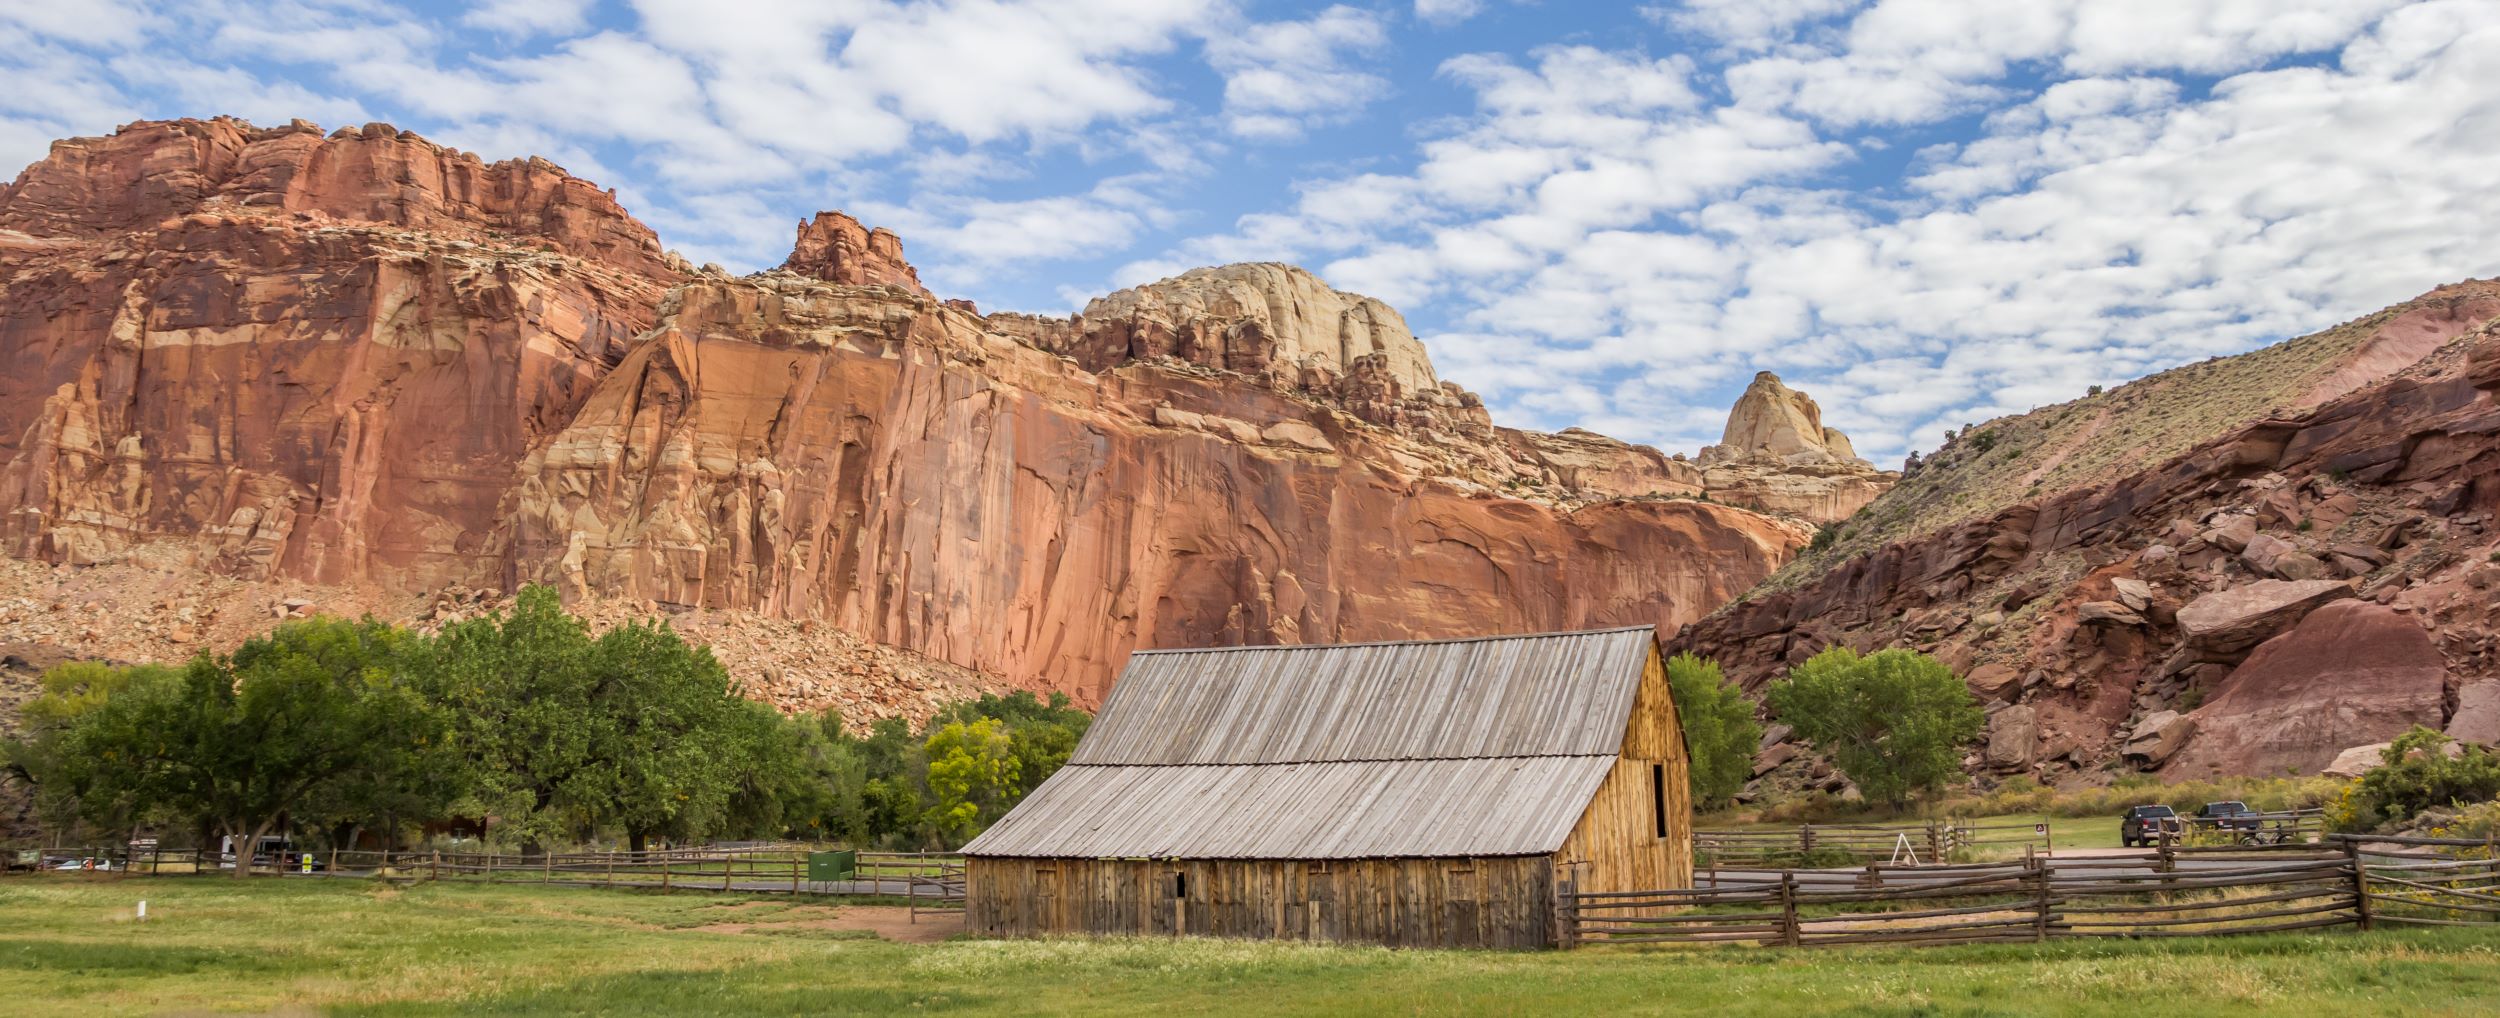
[1571,848,2350,947]
[9,844,967,909]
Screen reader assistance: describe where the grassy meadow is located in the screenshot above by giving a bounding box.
[6,876,2500,1016]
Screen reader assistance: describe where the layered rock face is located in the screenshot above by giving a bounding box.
[0,118,1812,707]
[509,272,1802,702]
[1696,371,1896,523]
[1678,281,2500,780]
[0,119,674,589]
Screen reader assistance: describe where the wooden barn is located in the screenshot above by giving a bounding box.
[961,626,1691,949]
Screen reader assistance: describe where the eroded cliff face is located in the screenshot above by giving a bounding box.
[0,118,1813,708]
[511,272,1803,702]
[1677,282,2500,783]
[0,119,675,590]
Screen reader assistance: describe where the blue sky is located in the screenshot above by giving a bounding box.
[5,1,2499,465]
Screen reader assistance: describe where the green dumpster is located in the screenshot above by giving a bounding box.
[807,850,857,883]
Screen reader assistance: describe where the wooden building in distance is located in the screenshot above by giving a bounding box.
[961,626,1691,949]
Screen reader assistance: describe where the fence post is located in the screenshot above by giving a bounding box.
[1799,825,1816,857]
[544,851,553,884]
[1926,820,1943,862]
[1778,872,1801,947]
[1554,876,1578,949]
[724,853,734,893]
[430,850,440,882]
[2345,839,2373,931]
[791,854,801,896]
[2029,856,2051,942]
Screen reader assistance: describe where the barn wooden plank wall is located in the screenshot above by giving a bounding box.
[966,856,1559,950]
[1558,651,1694,895]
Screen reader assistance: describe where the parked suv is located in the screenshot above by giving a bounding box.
[2121,804,2183,847]
[2193,801,2261,837]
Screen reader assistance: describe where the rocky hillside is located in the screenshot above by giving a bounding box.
[1678,281,2500,782]
[0,117,1853,714]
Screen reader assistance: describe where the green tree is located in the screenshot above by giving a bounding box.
[420,586,604,851]
[2,661,183,843]
[1765,647,1982,811]
[141,617,433,876]
[924,718,1020,844]
[1665,653,1762,811]
[587,618,752,850]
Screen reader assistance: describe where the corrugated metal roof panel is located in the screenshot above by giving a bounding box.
[1068,626,1657,766]
[960,757,1618,858]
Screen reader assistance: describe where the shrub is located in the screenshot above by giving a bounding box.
[2327,727,2500,833]
[1666,653,1762,811]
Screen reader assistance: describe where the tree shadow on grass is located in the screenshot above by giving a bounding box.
[0,937,299,979]
[334,960,998,1017]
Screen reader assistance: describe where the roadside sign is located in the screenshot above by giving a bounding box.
[2034,824,2047,834]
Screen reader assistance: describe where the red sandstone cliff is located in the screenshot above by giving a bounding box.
[0,118,1811,708]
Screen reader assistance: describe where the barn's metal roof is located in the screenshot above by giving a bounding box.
[1067,626,1657,766]
[962,627,1659,859]
[959,757,1618,858]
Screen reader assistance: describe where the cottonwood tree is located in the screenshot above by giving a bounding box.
[587,618,752,851]
[924,718,1020,843]
[143,618,432,876]
[2,661,183,844]
[1665,653,1763,811]
[423,586,605,852]
[1766,647,1982,812]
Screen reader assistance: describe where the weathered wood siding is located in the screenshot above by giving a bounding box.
[1557,648,1693,894]
[966,855,1559,949]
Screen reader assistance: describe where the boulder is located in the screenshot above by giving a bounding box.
[2164,601,2446,776]
[2447,680,2500,746]
[2203,514,2258,552]
[2240,532,2297,573]
[2322,743,2387,778]
[2269,551,2329,581]
[2123,710,2195,767]
[1752,742,1800,776]
[1966,662,2022,702]
[1985,705,2038,769]
[2077,600,2147,627]
[2175,579,2352,655]
[1758,724,1792,751]
[2110,577,2154,611]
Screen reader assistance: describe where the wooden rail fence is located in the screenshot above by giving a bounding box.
[1570,836,2487,949]
[7,845,967,910]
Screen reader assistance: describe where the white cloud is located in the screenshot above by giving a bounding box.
[461,0,596,38]
[1414,0,1485,27]
[1205,5,1390,139]
[1130,0,2500,467]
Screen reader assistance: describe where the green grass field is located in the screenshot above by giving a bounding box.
[7,877,2500,1016]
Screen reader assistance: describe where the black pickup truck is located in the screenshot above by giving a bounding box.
[2193,801,2261,835]
[2121,804,2183,847]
